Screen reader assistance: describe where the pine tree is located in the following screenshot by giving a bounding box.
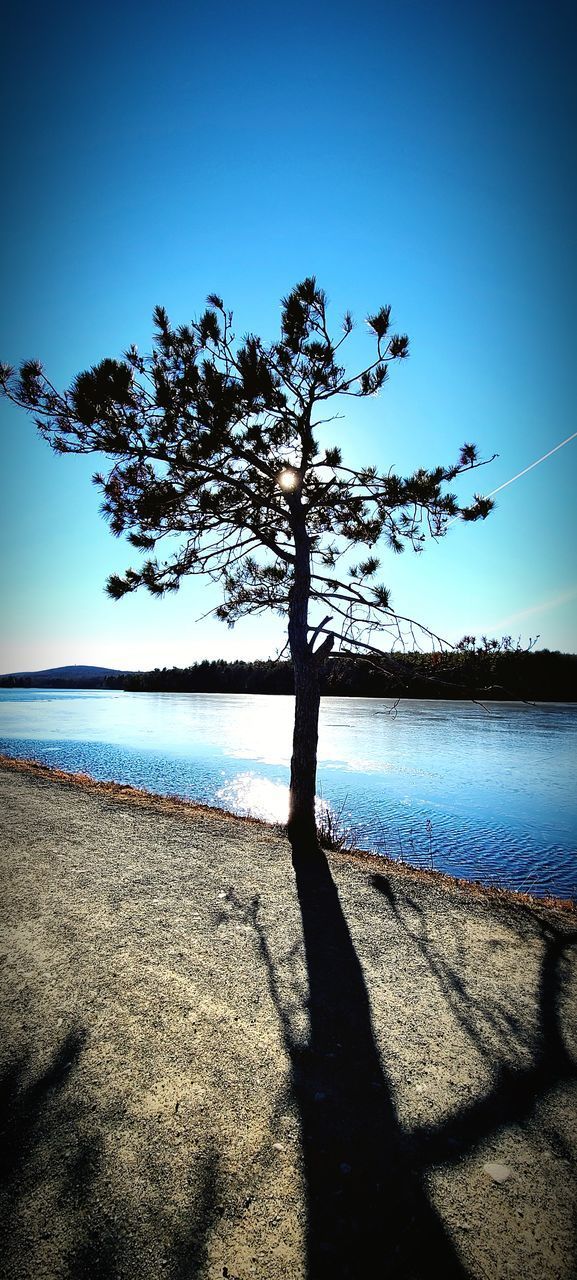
[1,279,494,849]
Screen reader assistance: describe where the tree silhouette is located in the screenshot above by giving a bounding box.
[1,278,494,847]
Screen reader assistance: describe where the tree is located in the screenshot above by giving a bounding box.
[1,279,494,848]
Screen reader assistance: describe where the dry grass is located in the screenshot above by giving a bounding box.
[339,842,577,921]
[0,752,260,825]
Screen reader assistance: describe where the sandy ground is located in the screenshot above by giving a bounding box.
[0,756,576,1280]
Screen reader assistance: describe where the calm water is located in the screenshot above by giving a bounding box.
[0,689,576,898]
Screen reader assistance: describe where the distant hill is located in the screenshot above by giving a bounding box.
[0,664,134,688]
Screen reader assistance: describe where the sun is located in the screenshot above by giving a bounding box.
[278,467,300,492]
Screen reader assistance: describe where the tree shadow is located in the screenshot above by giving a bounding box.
[2,871,574,1280]
[246,846,467,1279]
[239,847,577,1279]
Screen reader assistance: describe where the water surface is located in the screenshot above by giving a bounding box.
[1,689,575,898]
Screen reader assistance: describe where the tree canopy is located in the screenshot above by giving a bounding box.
[1,278,493,648]
[1,277,495,844]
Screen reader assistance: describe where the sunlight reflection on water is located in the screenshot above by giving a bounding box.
[216,772,290,822]
[216,772,335,826]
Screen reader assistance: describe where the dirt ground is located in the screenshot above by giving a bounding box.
[0,755,576,1280]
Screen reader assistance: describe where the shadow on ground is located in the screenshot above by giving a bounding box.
[247,846,577,1279]
[1,854,575,1280]
[370,873,577,1175]
[0,1029,219,1280]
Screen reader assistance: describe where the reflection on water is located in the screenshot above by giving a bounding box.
[216,772,334,828]
[216,772,290,823]
[0,689,575,898]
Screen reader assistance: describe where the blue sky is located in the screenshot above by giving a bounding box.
[1,0,576,671]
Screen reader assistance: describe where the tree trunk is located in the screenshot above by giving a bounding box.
[288,654,322,848]
[286,499,331,851]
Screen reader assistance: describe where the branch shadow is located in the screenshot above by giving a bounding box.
[0,1028,87,1196]
[0,1027,221,1280]
[369,873,577,1173]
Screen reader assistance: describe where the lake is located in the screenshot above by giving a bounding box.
[0,689,575,899]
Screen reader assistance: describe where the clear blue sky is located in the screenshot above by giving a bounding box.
[1,0,576,672]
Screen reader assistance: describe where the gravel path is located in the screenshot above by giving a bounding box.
[0,757,576,1280]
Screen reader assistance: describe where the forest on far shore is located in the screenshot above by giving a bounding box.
[4,646,573,701]
[117,648,577,701]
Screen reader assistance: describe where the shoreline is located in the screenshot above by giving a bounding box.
[1,751,575,918]
[2,685,577,704]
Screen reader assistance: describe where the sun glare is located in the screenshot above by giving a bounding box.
[278,467,299,491]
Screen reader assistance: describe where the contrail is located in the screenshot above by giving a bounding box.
[485,431,577,499]
[445,430,577,527]
[483,584,577,632]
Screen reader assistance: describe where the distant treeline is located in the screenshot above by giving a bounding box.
[117,648,576,701]
[2,650,575,700]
